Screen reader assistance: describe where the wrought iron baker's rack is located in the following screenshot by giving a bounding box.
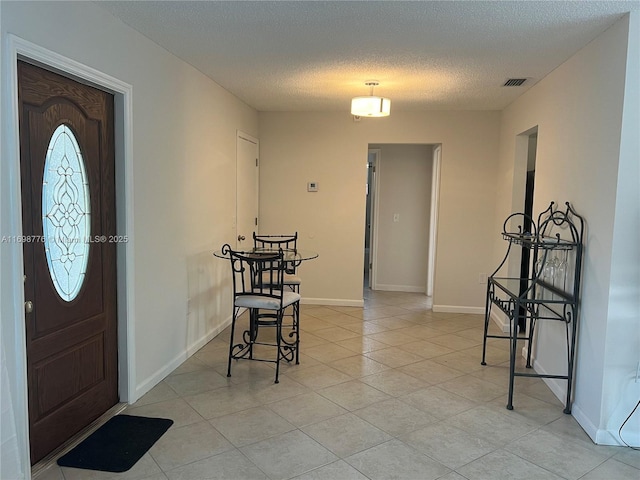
[481,202,584,413]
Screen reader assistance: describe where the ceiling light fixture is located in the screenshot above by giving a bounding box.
[351,81,391,117]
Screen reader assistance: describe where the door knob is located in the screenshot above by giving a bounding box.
[238,235,246,241]
[25,300,33,314]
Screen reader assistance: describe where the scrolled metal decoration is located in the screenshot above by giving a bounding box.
[481,201,584,413]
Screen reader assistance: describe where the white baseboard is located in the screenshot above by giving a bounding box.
[570,403,599,443]
[571,396,640,448]
[186,317,232,356]
[373,284,425,293]
[531,357,567,405]
[595,424,640,448]
[490,309,511,333]
[574,386,640,447]
[303,297,364,307]
[595,379,640,447]
[133,315,232,402]
[432,305,484,315]
[134,353,185,403]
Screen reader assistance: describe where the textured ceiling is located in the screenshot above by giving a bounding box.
[98,1,639,112]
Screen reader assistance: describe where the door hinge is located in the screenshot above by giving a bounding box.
[255,217,258,226]
[256,158,259,167]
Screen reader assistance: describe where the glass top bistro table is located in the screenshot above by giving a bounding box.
[213,247,318,262]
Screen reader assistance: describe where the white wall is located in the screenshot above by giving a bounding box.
[258,111,501,311]
[601,12,640,447]
[1,2,257,475]
[371,144,432,292]
[495,14,638,445]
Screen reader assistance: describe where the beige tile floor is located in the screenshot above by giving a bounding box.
[38,290,639,480]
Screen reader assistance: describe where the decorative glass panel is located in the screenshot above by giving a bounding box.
[42,124,91,302]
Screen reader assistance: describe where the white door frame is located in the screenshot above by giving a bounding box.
[368,145,440,298]
[427,145,441,299]
[236,131,259,248]
[2,35,135,475]
[368,149,381,289]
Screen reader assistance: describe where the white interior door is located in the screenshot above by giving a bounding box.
[236,131,259,249]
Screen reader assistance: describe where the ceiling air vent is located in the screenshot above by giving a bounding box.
[503,78,527,87]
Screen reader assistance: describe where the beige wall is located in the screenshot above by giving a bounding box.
[258,111,501,310]
[371,144,433,292]
[495,14,637,444]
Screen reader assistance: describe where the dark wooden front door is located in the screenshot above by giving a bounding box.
[18,61,118,464]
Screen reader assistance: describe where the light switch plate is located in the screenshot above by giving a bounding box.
[307,182,318,192]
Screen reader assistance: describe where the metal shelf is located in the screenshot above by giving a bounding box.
[481,202,584,414]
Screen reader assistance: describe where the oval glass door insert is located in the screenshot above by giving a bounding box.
[42,124,91,301]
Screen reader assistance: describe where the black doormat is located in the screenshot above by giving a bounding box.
[57,414,173,473]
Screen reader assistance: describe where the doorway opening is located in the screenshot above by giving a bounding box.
[364,150,379,288]
[363,144,439,305]
[517,130,538,331]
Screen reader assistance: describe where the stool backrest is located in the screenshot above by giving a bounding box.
[253,232,297,250]
[221,243,285,302]
[253,232,298,273]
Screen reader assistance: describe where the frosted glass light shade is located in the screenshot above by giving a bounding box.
[351,96,391,117]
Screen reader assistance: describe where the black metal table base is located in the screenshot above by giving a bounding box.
[227,308,299,383]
